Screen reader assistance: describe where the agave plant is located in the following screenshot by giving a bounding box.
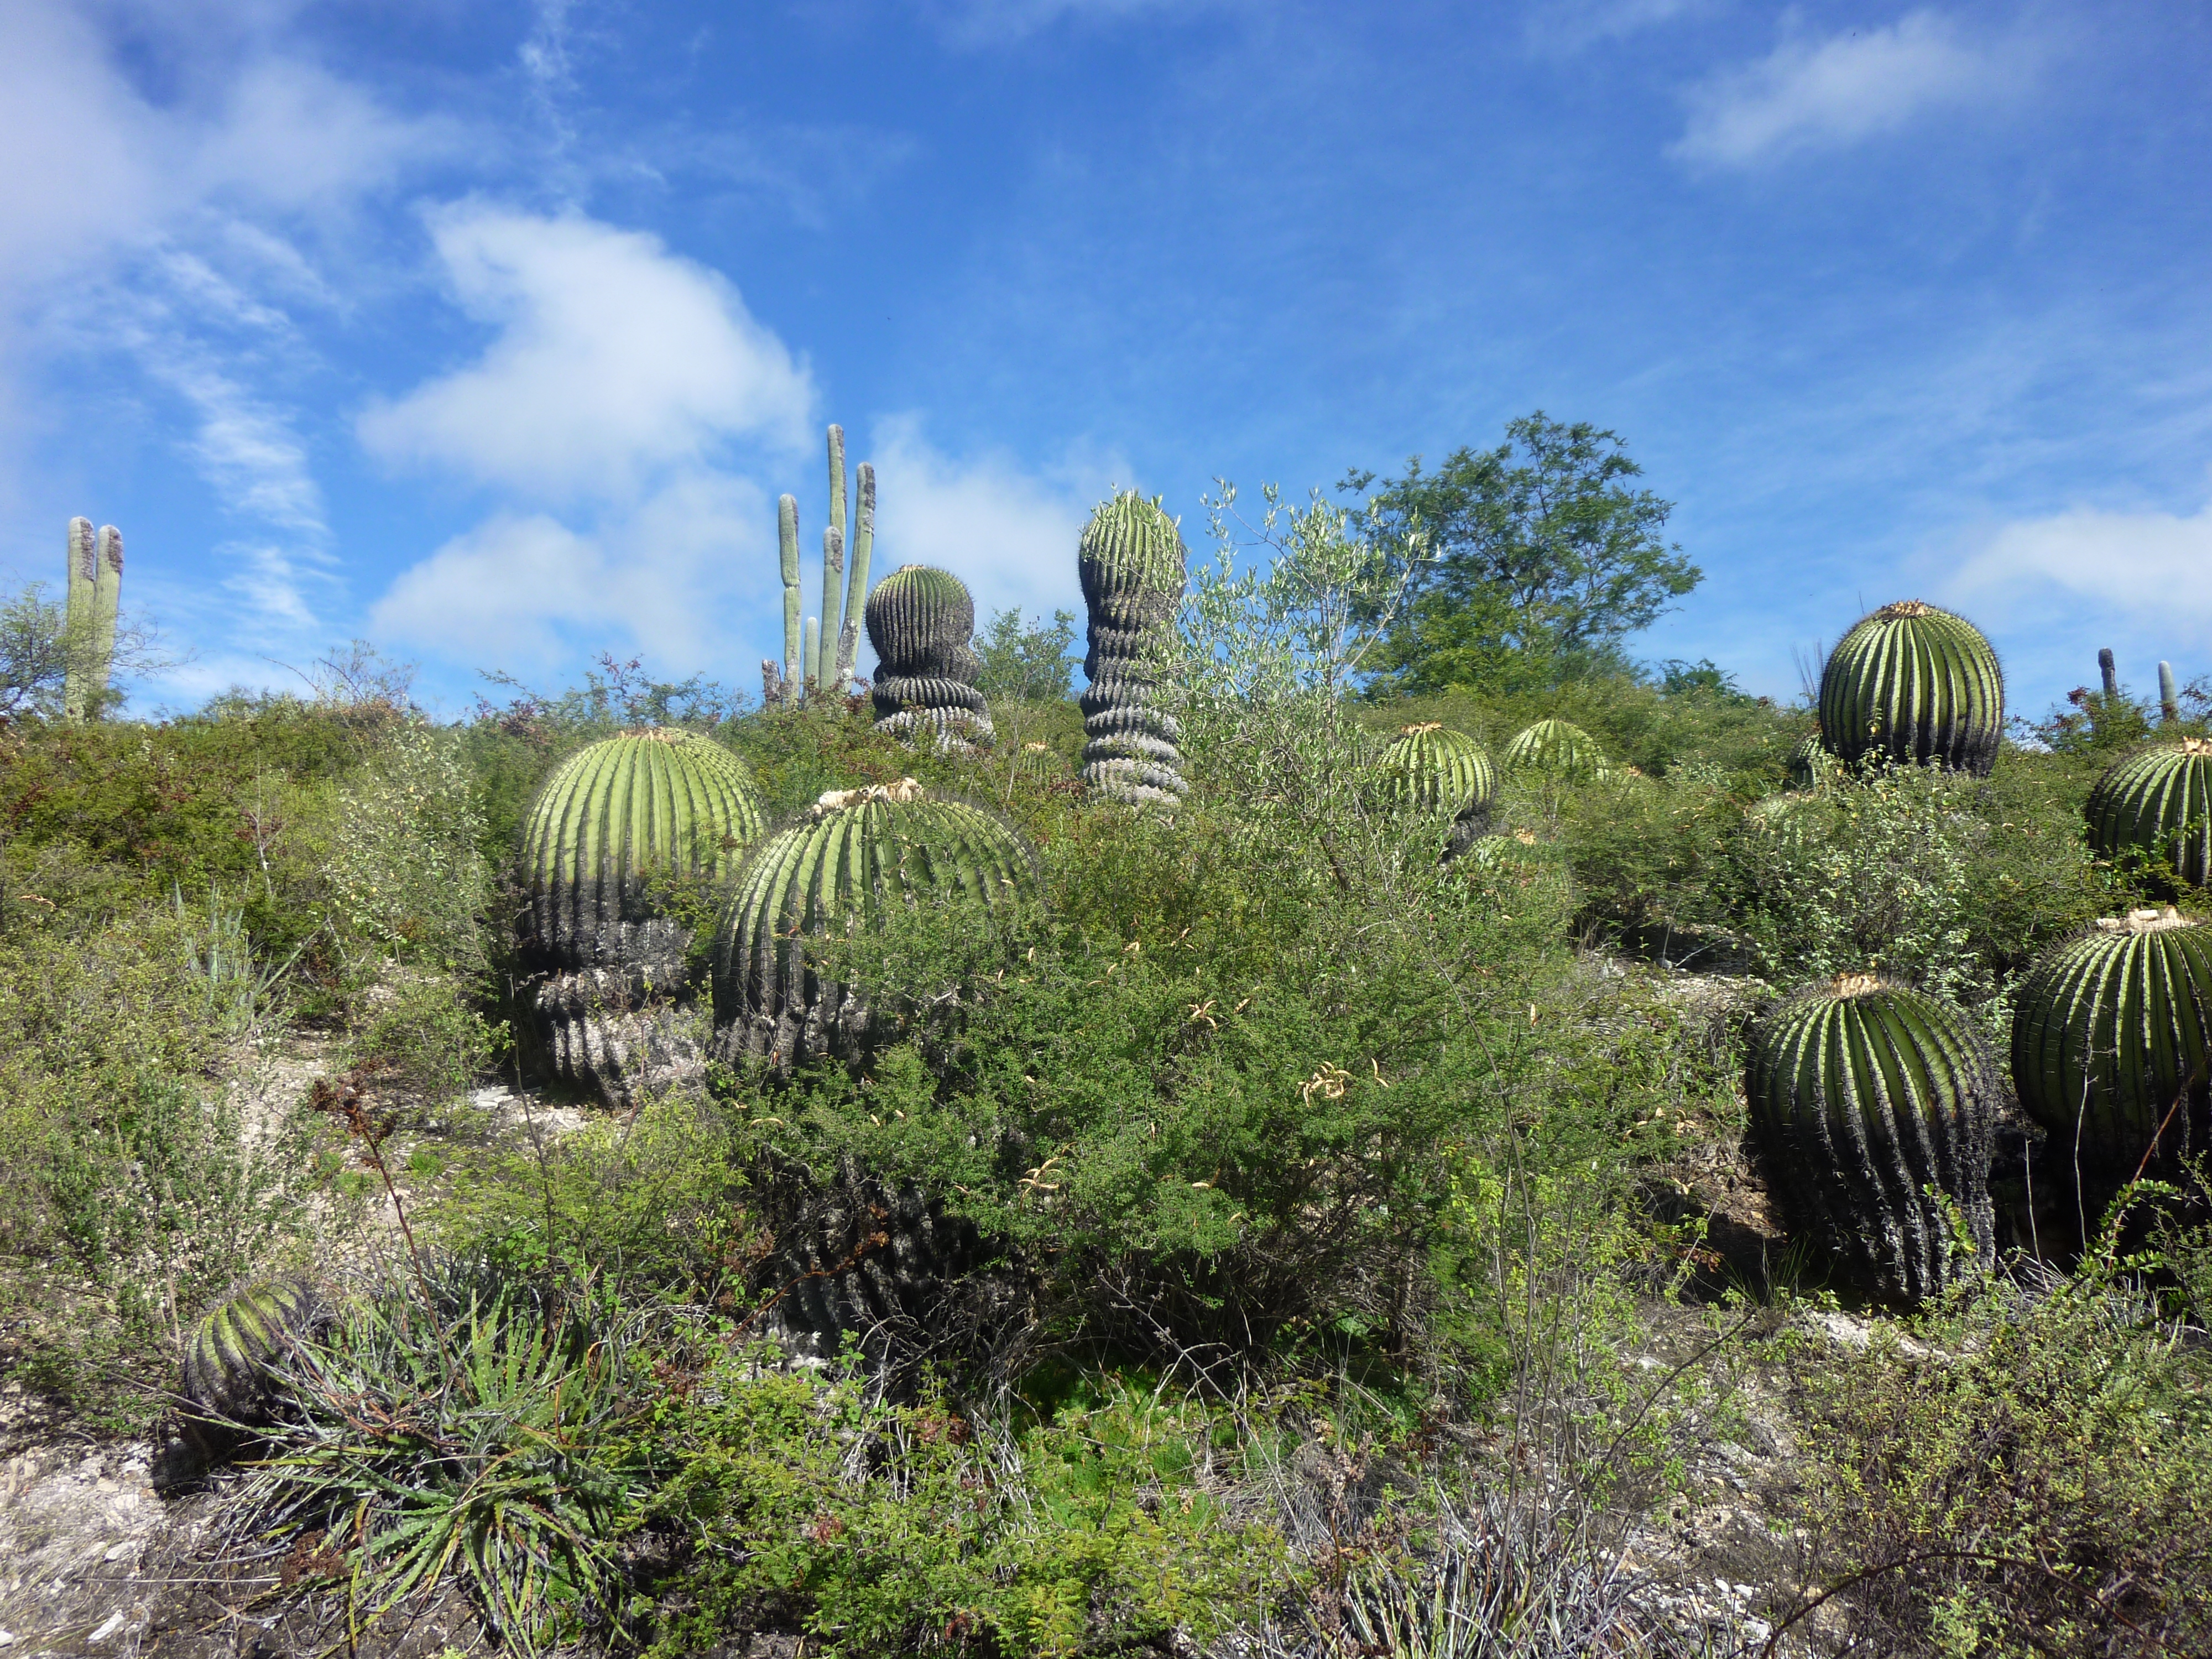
[865,564,994,752]
[181,1272,327,1425]
[1503,718,1605,780]
[2085,739,2212,888]
[1818,600,2004,776]
[712,778,1040,1067]
[520,729,765,1101]
[2011,907,2212,1171]
[1746,974,1997,1301]
[1078,491,1187,808]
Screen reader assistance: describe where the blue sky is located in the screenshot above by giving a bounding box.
[2,0,2207,719]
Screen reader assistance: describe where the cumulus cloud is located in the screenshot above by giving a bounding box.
[1949,498,2212,631]
[1671,11,2034,168]
[357,205,813,501]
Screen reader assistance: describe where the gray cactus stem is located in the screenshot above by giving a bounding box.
[61,517,96,720]
[2160,660,2180,724]
[804,615,821,691]
[819,426,847,692]
[779,494,802,701]
[835,463,875,689]
[2099,647,2118,700]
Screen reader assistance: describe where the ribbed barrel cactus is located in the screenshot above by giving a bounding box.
[712,779,1039,1067]
[1787,733,1828,791]
[1078,492,1187,808]
[520,729,766,1102]
[1379,722,1497,853]
[181,1274,327,1425]
[2086,740,2212,888]
[1818,601,2004,776]
[1504,717,1605,779]
[2011,907,2212,1171]
[1747,974,1997,1302]
[866,565,993,753]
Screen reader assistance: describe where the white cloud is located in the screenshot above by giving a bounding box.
[357,205,813,501]
[1525,0,1714,55]
[1949,499,2212,632]
[1671,11,2033,168]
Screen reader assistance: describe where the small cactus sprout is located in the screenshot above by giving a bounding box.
[2011,907,2212,1172]
[1078,492,1187,807]
[1818,600,2004,776]
[865,564,994,752]
[1503,718,1605,779]
[1747,974,1997,1302]
[2086,739,2212,888]
[712,779,1039,1068]
[181,1274,327,1424]
[520,730,766,1102]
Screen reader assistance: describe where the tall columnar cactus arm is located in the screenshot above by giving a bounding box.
[92,526,122,708]
[818,427,848,693]
[1818,600,2005,776]
[805,615,822,691]
[61,517,97,720]
[2099,647,2119,700]
[2011,907,2212,1170]
[2160,661,2180,724]
[1747,974,1997,1302]
[835,462,875,690]
[2086,741,2212,888]
[779,494,803,697]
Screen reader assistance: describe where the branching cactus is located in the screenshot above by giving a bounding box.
[2012,907,2212,1173]
[1504,717,1604,779]
[764,427,880,707]
[1078,492,1187,807]
[2086,740,2212,888]
[181,1273,327,1425]
[1379,722,1498,852]
[1747,974,1997,1302]
[1818,600,2004,776]
[62,517,123,721]
[520,729,766,1103]
[712,778,1039,1068]
[865,564,994,752]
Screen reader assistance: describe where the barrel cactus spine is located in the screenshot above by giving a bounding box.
[2086,739,2212,889]
[181,1273,327,1425]
[1747,974,1997,1302]
[1078,492,1187,808]
[1503,717,1604,779]
[712,779,1039,1068]
[1818,600,2004,776]
[2011,907,2212,1174]
[866,564,993,752]
[521,729,766,1102]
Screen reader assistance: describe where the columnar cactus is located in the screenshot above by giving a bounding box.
[865,564,993,752]
[1078,492,1187,807]
[1747,974,1997,1302]
[2011,907,2212,1172]
[1818,601,2004,777]
[712,779,1039,1068]
[520,729,766,1102]
[1379,722,1497,852]
[777,494,803,698]
[835,458,875,691]
[2088,741,2212,889]
[181,1274,327,1424]
[1504,717,1604,779]
[62,518,123,721]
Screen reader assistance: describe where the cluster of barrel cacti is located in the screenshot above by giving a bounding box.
[865,565,994,753]
[62,516,124,721]
[1077,492,1188,807]
[766,425,875,706]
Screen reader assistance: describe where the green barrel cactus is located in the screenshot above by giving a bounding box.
[1818,600,2004,776]
[2011,907,2212,1172]
[866,565,993,753]
[520,729,766,1101]
[1503,717,1605,779]
[1747,974,1997,1302]
[712,779,1039,1067]
[1077,492,1187,807]
[181,1274,327,1424]
[2086,739,2212,888]
[1379,722,1497,853]
[1787,732,1828,791]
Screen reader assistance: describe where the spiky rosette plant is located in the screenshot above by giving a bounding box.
[181,1274,327,1425]
[2086,739,2212,889]
[1503,717,1605,780]
[520,729,765,1102]
[1747,974,1997,1302]
[1078,491,1187,808]
[1378,722,1498,853]
[712,779,1040,1068]
[865,564,993,753]
[2011,907,2212,1173]
[1818,600,2004,776]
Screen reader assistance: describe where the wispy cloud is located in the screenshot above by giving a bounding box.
[1525,0,1716,55]
[1670,11,2036,168]
[1949,496,2212,634]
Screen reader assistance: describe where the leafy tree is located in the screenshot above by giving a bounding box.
[1341,413,1699,694]
[974,607,1079,702]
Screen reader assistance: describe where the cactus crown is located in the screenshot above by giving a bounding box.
[1504,718,1604,776]
[1079,492,1186,598]
[1818,599,2004,776]
[865,565,977,673]
[1378,722,1496,817]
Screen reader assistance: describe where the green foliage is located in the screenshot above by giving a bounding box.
[1,581,71,719]
[1344,413,1699,694]
[1818,601,2005,777]
[977,606,1079,701]
[325,723,492,978]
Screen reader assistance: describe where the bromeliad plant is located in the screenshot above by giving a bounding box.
[1818,600,2005,776]
[1746,973,1997,1302]
[2086,738,2212,889]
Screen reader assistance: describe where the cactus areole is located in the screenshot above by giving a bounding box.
[1747,974,1997,1302]
[2086,739,2212,889]
[712,780,1039,1067]
[520,729,766,969]
[2011,907,2212,1170]
[1380,722,1497,818]
[1818,600,2004,776]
